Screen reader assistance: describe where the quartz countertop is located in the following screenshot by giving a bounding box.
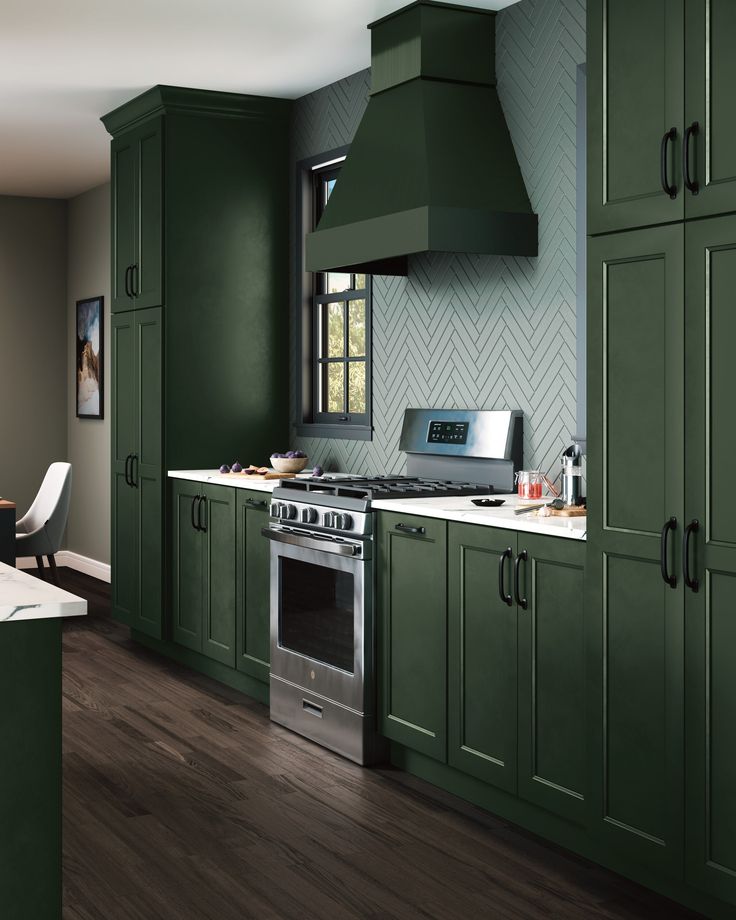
[371,493,587,541]
[0,562,88,623]
[168,469,289,493]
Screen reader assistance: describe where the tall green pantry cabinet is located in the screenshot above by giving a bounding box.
[589,3,736,915]
[103,86,290,645]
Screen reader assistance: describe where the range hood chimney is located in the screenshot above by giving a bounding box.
[305,0,538,277]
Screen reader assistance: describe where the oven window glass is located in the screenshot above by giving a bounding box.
[279,558,355,673]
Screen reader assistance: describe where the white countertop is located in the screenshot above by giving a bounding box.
[0,563,88,623]
[169,471,586,541]
[371,493,587,541]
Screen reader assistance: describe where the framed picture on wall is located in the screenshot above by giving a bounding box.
[76,296,104,419]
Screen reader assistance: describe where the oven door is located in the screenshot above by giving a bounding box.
[265,527,369,714]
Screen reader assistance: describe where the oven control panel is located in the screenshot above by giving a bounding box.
[269,501,369,536]
[428,420,469,444]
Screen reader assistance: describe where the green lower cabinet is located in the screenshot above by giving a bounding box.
[235,491,271,683]
[448,524,518,792]
[378,512,447,761]
[201,483,236,667]
[171,479,204,652]
[517,534,586,824]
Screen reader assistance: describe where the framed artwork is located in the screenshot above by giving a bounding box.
[76,296,104,419]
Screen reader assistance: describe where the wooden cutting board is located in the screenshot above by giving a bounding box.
[216,471,296,481]
[547,505,587,517]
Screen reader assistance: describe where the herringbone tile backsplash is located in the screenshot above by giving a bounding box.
[291,0,586,479]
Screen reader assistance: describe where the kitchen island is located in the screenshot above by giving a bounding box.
[0,562,86,920]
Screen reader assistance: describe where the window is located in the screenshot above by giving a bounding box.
[296,151,372,439]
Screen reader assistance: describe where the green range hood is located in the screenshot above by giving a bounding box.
[305,0,538,277]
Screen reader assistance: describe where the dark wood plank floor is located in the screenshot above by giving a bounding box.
[57,568,702,920]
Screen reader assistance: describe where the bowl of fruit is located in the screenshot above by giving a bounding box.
[270,450,309,473]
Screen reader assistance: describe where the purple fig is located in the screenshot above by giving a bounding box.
[312,465,323,477]
[231,461,243,473]
[294,450,306,459]
[243,467,256,475]
[286,450,296,458]
[219,464,231,474]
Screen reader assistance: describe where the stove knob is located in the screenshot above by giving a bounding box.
[283,503,297,520]
[300,507,317,525]
[324,511,337,529]
[336,513,353,531]
[269,501,282,518]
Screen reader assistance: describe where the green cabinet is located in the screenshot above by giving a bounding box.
[448,524,586,823]
[110,307,163,639]
[587,223,685,876]
[588,0,736,235]
[235,490,271,684]
[110,119,162,312]
[684,213,736,905]
[171,480,236,667]
[377,512,447,761]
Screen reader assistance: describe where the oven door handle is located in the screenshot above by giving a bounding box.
[262,527,361,557]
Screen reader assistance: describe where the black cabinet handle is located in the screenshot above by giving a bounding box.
[245,498,268,510]
[683,122,699,195]
[660,517,677,588]
[132,263,139,297]
[198,495,207,533]
[131,454,139,488]
[191,495,200,531]
[124,453,132,486]
[395,523,426,535]
[498,547,513,607]
[683,519,700,593]
[660,127,678,199]
[514,550,528,610]
[125,264,134,297]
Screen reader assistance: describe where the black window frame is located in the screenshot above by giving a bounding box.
[295,147,373,441]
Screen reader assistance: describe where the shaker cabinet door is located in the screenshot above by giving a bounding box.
[588,0,684,235]
[171,480,204,653]
[201,483,236,667]
[236,491,271,683]
[111,136,137,312]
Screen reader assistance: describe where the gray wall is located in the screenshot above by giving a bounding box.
[292,0,586,478]
[66,183,110,563]
[0,196,68,515]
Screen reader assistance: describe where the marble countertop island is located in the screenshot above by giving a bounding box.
[0,562,87,623]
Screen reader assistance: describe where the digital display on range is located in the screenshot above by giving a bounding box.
[428,420,469,444]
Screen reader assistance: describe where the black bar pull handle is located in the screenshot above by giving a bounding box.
[245,498,268,510]
[683,519,700,592]
[124,453,132,486]
[131,454,139,488]
[132,263,139,297]
[198,495,207,533]
[683,122,700,194]
[660,127,678,199]
[514,550,528,610]
[660,517,677,588]
[191,495,200,531]
[395,523,426,535]
[498,547,513,607]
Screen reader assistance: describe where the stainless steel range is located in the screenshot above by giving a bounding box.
[264,408,522,764]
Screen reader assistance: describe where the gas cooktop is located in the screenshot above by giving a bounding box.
[275,475,497,510]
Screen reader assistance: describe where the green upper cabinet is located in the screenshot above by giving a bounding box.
[587,223,685,876]
[684,0,736,218]
[235,491,271,684]
[110,119,162,312]
[684,214,736,906]
[448,524,518,792]
[588,0,684,235]
[110,307,163,639]
[377,512,447,761]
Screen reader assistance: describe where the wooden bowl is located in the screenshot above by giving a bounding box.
[270,456,309,473]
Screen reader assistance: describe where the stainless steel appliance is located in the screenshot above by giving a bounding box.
[265,408,522,764]
[560,442,583,506]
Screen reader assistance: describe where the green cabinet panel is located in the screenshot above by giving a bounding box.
[447,524,518,791]
[201,483,236,667]
[171,479,204,651]
[685,0,736,219]
[109,119,162,313]
[518,534,586,825]
[378,512,447,761]
[236,491,271,683]
[588,0,684,235]
[684,214,736,906]
[587,224,684,876]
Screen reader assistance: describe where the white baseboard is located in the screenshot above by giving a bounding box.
[17,551,111,583]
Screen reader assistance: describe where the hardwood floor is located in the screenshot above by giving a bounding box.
[57,568,702,920]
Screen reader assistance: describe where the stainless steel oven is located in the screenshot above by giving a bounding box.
[264,510,385,764]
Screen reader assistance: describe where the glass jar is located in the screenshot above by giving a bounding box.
[516,469,543,500]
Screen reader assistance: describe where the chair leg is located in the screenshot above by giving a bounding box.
[35,555,45,579]
[47,555,59,586]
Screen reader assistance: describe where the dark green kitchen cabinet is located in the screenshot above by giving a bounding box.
[448,524,586,822]
[110,118,162,312]
[588,0,684,234]
[587,223,685,877]
[171,480,236,667]
[236,490,271,684]
[111,307,163,639]
[377,512,447,761]
[684,213,736,906]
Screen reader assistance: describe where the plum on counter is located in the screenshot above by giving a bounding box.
[312,465,324,477]
[231,461,243,473]
[219,464,231,474]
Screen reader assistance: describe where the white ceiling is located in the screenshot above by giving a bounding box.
[0,0,519,198]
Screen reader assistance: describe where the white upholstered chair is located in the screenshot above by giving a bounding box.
[15,462,72,584]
